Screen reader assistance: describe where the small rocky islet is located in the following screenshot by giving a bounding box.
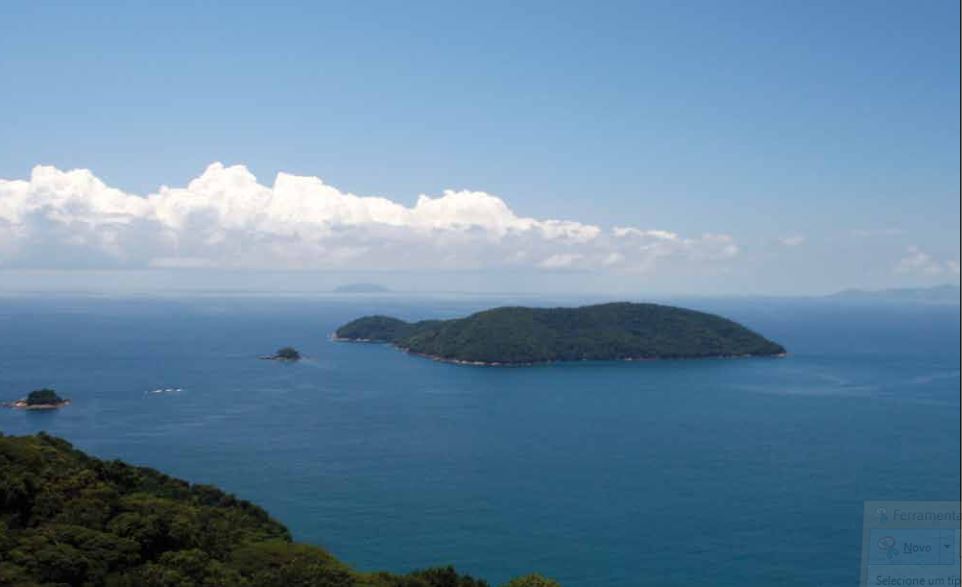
[259,346,302,361]
[2,388,70,410]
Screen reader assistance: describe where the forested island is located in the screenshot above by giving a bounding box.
[334,302,786,365]
[0,432,557,587]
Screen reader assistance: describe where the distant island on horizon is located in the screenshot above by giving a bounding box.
[333,282,392,294]
[828,284,960,304]
[334,302,786,366]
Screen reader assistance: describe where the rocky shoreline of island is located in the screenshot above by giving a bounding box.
[2,399,72,410]
[331,333,787,367]
[400,349,789,367]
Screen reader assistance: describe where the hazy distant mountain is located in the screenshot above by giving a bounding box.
[332,282,391,294]
[829,284,960,304]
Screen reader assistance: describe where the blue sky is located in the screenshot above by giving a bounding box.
[0,0,958,295]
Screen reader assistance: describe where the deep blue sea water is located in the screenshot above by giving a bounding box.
[1,295,958,586]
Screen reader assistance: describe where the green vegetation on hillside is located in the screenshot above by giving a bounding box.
[0,432,551,587]
[335,302,785,364]
[24,389,65,406]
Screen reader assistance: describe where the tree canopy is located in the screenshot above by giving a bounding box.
[24,389,65,406]
[0,432,554,586]
[274,347,301,361]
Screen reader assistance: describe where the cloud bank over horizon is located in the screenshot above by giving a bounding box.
[895,245,960,277]
[0,163,739,273]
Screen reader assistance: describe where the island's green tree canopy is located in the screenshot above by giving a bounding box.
[275,347,301,360]
[0,432,547,586]
[335,316,417,341]
[335,302,786,364]
[24,388,64,406]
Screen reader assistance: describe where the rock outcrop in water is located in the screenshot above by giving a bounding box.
[259,346,301,361]
[2,388,70,410]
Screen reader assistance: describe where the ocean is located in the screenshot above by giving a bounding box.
[0,294,958,586]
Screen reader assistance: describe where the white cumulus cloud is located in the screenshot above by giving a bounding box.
[894,245,958,276]
[777,235,805,247]
[0,163,738,273]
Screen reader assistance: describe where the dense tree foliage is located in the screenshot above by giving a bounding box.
[0,432,552,587]
[334,316,427,342]
[335,302,786,364]
[24,389,65,406]
[274,347,301,361]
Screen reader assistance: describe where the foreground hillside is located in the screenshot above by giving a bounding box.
[0,432,556,587]
[335,302,785,365]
